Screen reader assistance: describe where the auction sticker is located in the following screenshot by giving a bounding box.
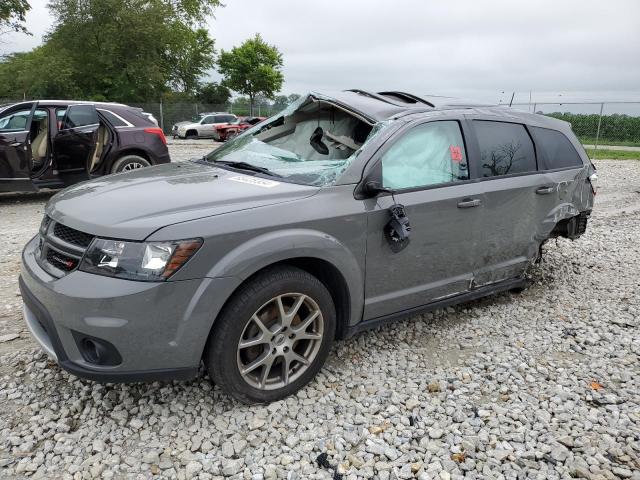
[228,175,280,188]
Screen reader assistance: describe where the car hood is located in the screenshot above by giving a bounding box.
[46,162,318,240]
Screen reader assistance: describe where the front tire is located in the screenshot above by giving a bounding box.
[205,266,336,404]
[111,155,151,174]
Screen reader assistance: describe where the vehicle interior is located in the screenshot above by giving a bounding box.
[56,107,111,174]
[30,109,49,172]
[254,97,374,161]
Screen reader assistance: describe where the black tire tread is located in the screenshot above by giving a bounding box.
[205,266,335,404]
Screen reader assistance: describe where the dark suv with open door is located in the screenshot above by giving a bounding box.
[0,101,170,192]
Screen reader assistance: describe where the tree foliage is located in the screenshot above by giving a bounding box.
[197,82,231,104]
[0,0,219,101]
[217,34,284,114]
[0,0,30,35]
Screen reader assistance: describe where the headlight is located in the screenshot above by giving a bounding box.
[79,238,202,281]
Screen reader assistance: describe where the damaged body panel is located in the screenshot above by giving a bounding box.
[20,89,596,402]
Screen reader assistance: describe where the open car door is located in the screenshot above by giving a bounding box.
[0,103,37,192]
[53,104,99,185]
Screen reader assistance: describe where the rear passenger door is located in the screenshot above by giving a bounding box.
[466,118,551,286]
[53,104,99,184]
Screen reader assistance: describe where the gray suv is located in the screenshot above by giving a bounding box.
[20,90,597,403]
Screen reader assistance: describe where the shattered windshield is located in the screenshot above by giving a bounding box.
[202,93,389,186]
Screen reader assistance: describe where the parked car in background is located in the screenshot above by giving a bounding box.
[171,112,218,138]
[213,116,266,142]
[173,112,237,139]
[20,90,596,403]
[0,100,169,192]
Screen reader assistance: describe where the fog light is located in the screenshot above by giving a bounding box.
[73,331,122,366]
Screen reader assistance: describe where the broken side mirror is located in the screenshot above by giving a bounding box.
[365,180,394,196]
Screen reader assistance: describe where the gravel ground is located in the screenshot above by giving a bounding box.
[0,153,638,480]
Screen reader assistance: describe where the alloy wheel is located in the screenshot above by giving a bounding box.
[236,293,324,390]
[122,162,145,171]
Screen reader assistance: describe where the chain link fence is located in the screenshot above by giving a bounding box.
[511,102,640,155]
[2,97,639,154]
[128,102,279,133]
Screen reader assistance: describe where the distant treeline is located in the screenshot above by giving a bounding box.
[546,112,640,145]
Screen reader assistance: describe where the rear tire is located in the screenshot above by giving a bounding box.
[111,155,151,173]
[205,266,336,404]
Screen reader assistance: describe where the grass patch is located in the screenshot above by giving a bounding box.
[586,148,640,160]
[579,138,640,148]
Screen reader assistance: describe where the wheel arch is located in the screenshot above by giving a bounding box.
[203,229,364,341]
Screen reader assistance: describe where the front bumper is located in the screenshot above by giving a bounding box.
[20,235,241,382]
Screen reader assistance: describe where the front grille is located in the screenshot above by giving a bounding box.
[53,223,94,248]
[36,215,94,278]
[46,249,78,271]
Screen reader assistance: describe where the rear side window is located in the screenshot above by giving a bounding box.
[474,121,537,177]
[98,109,129,127]
[214,115,235,123]
[382,120,469,190]
[63,105,99,129]
[531,127,583,170]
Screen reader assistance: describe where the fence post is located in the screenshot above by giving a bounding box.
[533,103,537,114]
[159,97,164,132]
[593,102,604,160]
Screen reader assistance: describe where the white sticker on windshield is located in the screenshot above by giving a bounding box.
[228,175,280,188]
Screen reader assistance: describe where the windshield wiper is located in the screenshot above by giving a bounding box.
[212,160,282,177]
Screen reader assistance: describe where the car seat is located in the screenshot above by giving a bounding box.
[89,125,109,173]
[30,121,48,170]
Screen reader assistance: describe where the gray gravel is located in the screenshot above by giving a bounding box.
[0,154,639,479]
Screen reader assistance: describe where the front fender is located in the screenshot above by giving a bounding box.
[206,228,364,325]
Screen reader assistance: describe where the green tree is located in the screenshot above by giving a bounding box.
[0,0,30,35]
[197,82,231,105]
[272,93,300,112]
[217,34,284,115]
[0,0,220,101]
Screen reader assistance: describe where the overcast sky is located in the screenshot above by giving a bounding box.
[3,0,640,104]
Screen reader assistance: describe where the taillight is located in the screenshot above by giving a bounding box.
[588,173,598,195]
[144,127,167,145]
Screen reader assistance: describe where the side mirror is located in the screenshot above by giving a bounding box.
[365,181,394,196]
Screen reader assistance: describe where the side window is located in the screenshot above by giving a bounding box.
[98,109,128,127]
[0,109,32,132]
[474,121,537,177]
[62,105,99,129]
[220,115,235,123]
[531,127,583,169]
[382,121,469,190]
[202,116,215,124]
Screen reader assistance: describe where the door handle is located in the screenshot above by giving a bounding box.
[457,198,481,208]
[536,186,555,195]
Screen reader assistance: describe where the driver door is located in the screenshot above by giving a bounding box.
[53,104,99,185]
[363,119,483,319]
[0,103,37,192]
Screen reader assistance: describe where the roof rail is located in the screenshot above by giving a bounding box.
[345,89,399,106]
[377,91,436,107]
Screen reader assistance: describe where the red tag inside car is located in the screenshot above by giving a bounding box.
[450,145,463,162]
